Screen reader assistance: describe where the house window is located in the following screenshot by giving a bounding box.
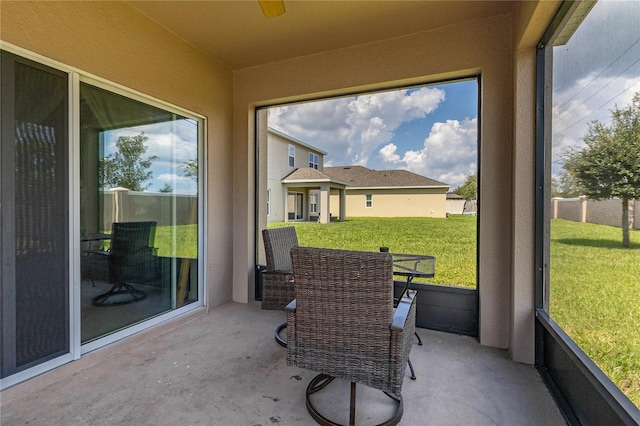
[288,144,295,167]
[310,192,318,214]
[309,152,319,169]
[365,194,373,208]
[267,189,271,216]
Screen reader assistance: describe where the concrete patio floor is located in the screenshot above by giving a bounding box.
[1,301,566,425]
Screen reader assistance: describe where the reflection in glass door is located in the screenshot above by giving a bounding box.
[79,82,200,343]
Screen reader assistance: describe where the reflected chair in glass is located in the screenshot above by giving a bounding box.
[286,246,417,426]
[88,221,159,306]
[261,226,298,347]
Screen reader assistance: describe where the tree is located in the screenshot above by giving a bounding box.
[99,133,158,192]
[453,173,477,200]
[563,92,640,247]
[158,183,173,193]
[180,158,198,182]
[552,170,583,198]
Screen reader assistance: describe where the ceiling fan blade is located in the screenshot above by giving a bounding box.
[259,0,286,17]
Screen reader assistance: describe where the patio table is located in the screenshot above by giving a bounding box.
[388,252,436,380]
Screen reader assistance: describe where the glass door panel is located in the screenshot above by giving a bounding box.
[79,82,199,343]
[1,52,69,377]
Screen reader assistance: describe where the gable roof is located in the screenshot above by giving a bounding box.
[283,167,331,181]
[282,168,349,187]
[323,165,449,189]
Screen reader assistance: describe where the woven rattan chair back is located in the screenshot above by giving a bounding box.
[288,246,411,396]
[261,227,298,311]
[262,226,298,272]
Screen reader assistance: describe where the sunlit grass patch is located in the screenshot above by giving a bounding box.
[551,219,640,407]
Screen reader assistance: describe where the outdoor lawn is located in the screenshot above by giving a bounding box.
[269,215,477,287]
[268,216,639,408]
[154,224,198,259]
[550,219,640,408]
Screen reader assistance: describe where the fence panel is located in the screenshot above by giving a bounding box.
[552,197,639,229]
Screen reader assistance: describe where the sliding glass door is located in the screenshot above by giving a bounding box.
[79,81,200,344]
[1,48,204,387]
[1,51,70,378]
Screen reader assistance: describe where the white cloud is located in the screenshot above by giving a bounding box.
[551,73,640,176]
[550,0,640,178]
[156,173,197,194]
[376,118,478,189]
[269,86,446,166]
[378,143,401,163]
[157,173,193,184]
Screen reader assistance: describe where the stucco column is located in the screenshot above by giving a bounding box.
[283,189,289,222]
[339,188,346,221]
[319,184,330,224]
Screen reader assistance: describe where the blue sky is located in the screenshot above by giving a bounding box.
[268,79,478,190]
[551,0,640,177]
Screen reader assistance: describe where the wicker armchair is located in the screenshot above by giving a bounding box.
[261,226,299,346]
[286,246,417,426]
[261,226,298,310]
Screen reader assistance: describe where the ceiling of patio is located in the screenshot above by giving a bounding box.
[125,1,514,70]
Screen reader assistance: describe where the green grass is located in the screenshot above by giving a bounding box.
[550,219,640,407]
[269,216,477,287]
[154,224,198,258]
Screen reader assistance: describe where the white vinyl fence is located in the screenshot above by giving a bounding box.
[551,197,640,229]
[100,188,197,229]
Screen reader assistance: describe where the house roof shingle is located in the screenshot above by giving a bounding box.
[281,168,350,187]
[282,167,332,181]
[323,165,448,189]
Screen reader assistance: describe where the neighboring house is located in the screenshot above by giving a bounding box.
[446,192,467,215]
[267,129,449,221]
[324,166,450,218]
[267,128,347,224]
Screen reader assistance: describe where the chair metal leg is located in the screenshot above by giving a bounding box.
[407,357,416,380]
[349,381,356,426]
[305,373,403,426]
[275,322,287,347]
[92,282,147,306]
[415,331,423,345]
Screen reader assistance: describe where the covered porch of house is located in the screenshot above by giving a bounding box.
[282,169,348,224]
[0,301,565,425]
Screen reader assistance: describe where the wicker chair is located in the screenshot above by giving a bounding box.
[261,226,299,346]
[286,246,417,426]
